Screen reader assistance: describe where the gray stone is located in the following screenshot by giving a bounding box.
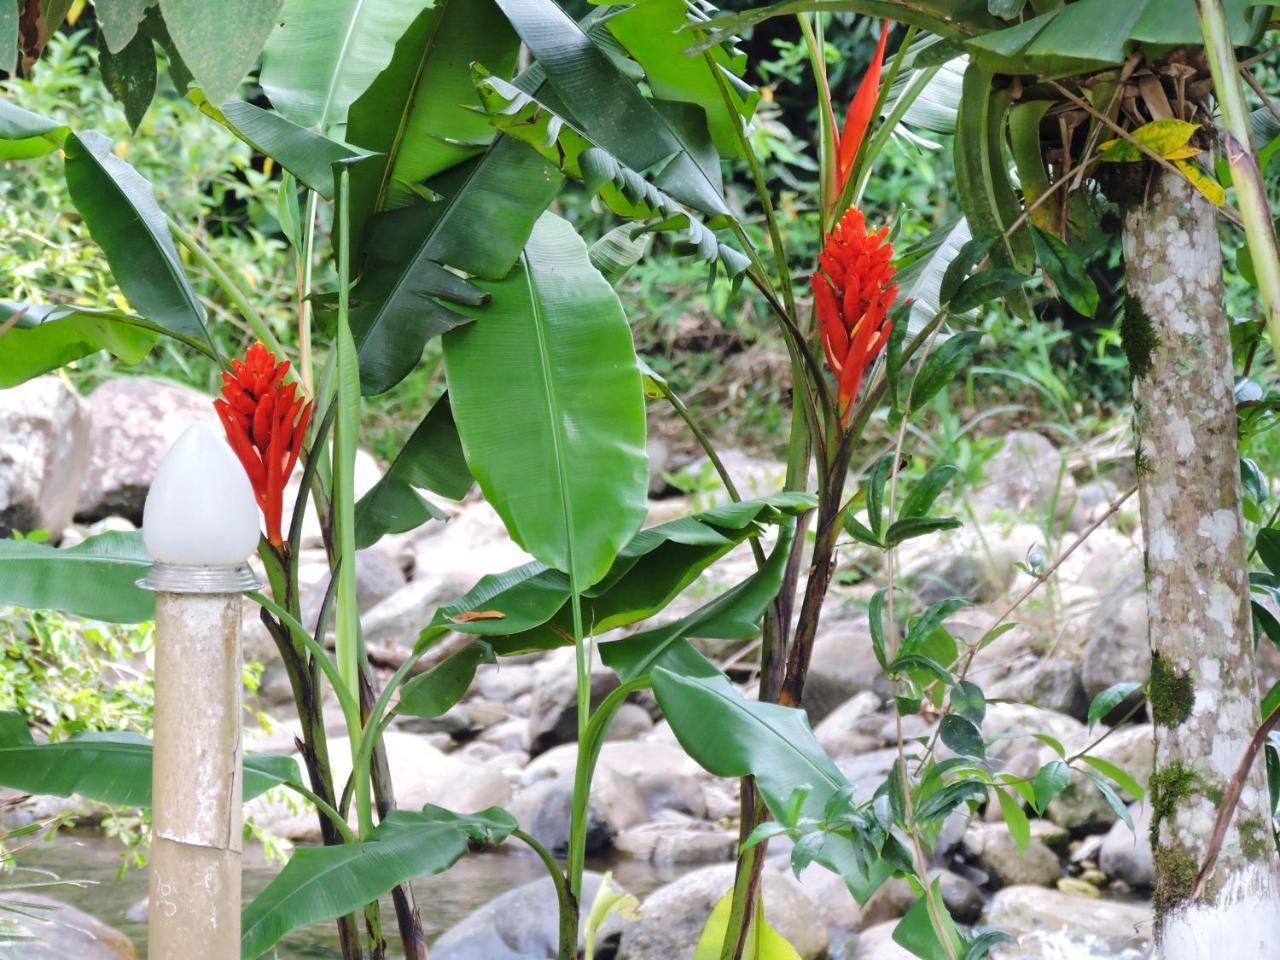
[1081,572,1150,701]
[1047,725,1150,830]
[1,894,137,959]
[359,573,458,649]
[852,921,915,959]
[988,658,1089,721]
[474,663,537,704]
[805,616,884,720]
[982,885,1150,958]
[287,447,383,548]
[814,691,885,757]
[299,545,408,630]
[524,741,707,820]
[0,377,91,537]
[835,748,901,804]
[978,702,1087,763]
[615,819,736,865]
[980,431,1077,522]
[1099,802,1153,887]
[433,871,628,960]
[962,822,1062,887]
[859,869,985,930]
[506,762,645,857]
[619,862,828,960]
[528,647,621,755]
[605,702,655,741]
[76,377,217,523]
[411,499,535,602]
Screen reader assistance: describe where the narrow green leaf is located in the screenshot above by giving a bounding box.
[1086,681,1143,731]
[869,588,889,671]
[1256,529,1280,578]
[1031,760,1069,813]
[867,454,894,538]
[900,463,960,520]
[949,268,1029,312]
[1032,227,1099,317]
[938,236,995,307]
[883,516,963,546]
[909,331,981,410]
[1083,769,1134,828]
[994,785,1030,854]
[1080,755,1144,802]
[397,643,493,718]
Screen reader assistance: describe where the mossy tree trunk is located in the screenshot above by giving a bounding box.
[1123,167,1280,957]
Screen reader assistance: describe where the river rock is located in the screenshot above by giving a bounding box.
[298,544,408,630]
[506,763,645,856]
[805,616,884,720]
[528,647,621,755]
[1047,725,1150,830]
[962,822,1062,887]
[851,921,916,959]
[619,862,828,960]
[979,702,1087,763]
[4,894,137,959]
[1081,572,1149,701]
[615,818,736,865]
[0,377,91,537]
[814,691,885,757]
[411,499,535,602]
[75,377,217,523]
[987,657,1089,721]
[524,741,708,820]
[978,431,1076,521]
[983,885,1150,958]
[1099,802,1153,887]
[249,732,509,840]
[359,573,459,649]
[433,871,628,960]
[858,869,984,929]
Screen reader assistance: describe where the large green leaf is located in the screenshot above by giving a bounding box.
[350,135,564,395]
[0,713,300,808]
[241,806,517,959]
[259,0,431,133]
[422,495,811,655]
[442,212,648,591]
[0,302,158,388]
[0,0,17,75]
[600,517,797,682]
[0,531,154,623]
[97,29,156,132]
[346,0,519,213]
[493,0,729,218]
[62,131,210,346]
[472,70,748,281]
[687,1,1000,49]
[97,0,153,53]
[592,0,758,158]
[0,99,68,159]
[189,92,356,198]
[158,0,284,104]
[353,392,471,549]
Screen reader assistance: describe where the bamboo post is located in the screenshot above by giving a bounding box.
[139,423,263,959]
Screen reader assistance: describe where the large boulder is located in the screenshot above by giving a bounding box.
[619,862,828,960]
[1081,572,1150,701]
[977,431,1076,522]
[1099,802,1153,887]
[814,691,885,757]
[76,378,217,523]
[433,871,628,960]
[852,921,916,959]
[0,377,91,537]
[5,894,137,959]
[961,822,1062,887]
[615,819,736,865]
[249,732,509,840]
[523,741,707,820]
[982,885,1150,958]
[506,766,645,857]
[805,616,884,719]
[527,647,621,755]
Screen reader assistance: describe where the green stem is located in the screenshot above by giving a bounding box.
[299,190,319,395]
[798,13,838,234]
[249,591,360,722]
[513,829,578,960]
[566,588,590,897]
[1197,0,1280,355]
[167,216,285,358]
[285,780,357,843]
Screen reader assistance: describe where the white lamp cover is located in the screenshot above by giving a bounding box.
[143,422,261,566]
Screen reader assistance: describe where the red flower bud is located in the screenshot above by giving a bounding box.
[812,206,897,427]
[214,342,312,548]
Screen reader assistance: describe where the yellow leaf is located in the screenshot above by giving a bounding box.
[694,892,803,960]
[1173,159,1226,207]
[1099,119,1202,163]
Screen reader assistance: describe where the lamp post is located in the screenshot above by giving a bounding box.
[139,422,261,959]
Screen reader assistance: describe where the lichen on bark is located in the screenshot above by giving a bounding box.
[1150,652,1194,727]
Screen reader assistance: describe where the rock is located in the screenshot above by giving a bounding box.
[859,869,983,929]
[852,921,916,959]
[433,871,628,960]
[528,647,621,755]
[0,377,91,537]
[835,748,901,804]
[619,862,828,960]
[647,436,673,496]
[987,658,1089,722]
[979,431,1077,522]
[506,765,645,856]
[412,500,535,602]
[982,885,1150,958]
[287,447,383,548]
[1099,802,1153,887]
[3,894,137,959]
[525,741,708,820]
[299,545,408,629]
[979,702,1087,763]
[474,663,537,704]
[680,449,787,503]
[606,702,654,741]
[75,378,217,523]
[805,616,884,720]
[1081,572,1149,702]
[962,822,1062,887]
[1047,725,1151,830]
[359,574,459,649]
[814,692,885,757]
[615,819,736,865]
[793,864,860,957]
[249,732,509,840]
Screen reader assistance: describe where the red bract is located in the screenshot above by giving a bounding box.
[214,341,312,548]
[811,206,897,427]
[835,21,891,193]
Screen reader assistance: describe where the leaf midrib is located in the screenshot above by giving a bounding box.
[318,0,372,133]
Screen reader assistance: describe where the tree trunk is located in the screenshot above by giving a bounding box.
[1123,167,1280,957]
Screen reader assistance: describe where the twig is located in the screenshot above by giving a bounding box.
[1238,62,1280,126]
[0,305,29,339]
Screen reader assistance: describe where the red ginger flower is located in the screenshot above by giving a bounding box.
[214,342,312,548]
[811,206,897,427]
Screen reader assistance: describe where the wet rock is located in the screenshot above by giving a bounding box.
[1081,572,1149,702]
[528,647,621,755]
[2,894,137,959]
[249,732,509,840]
[1047,725,1150,830]
[619,862,827,960]
[615,818,736,865]
[75,378,217,523]
[962,822,1062,888]
[0,377,91,537]
[1099,802,1152,887]
[814,691,885,757]
[434,871,627,960]
[982,885,1150,958]
[506,760,645,857]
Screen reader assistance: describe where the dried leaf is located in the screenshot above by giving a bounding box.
[446,610,507,623]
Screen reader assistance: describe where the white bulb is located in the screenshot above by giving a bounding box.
[143,422,261,566]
